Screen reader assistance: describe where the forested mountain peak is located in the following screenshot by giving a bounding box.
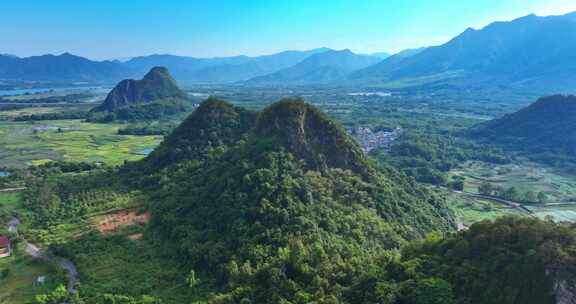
[89,66,190,121]
[145,97,257,169]
[256,98,371,176]
[146,97,455,302]
[93,66,186,112]
[469,95,576,168]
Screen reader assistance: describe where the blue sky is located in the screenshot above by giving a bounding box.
[1,0,576,60]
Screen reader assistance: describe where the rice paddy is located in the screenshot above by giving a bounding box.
[0,119,162,168]
[449,160,576,224]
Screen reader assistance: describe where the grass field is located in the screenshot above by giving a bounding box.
[0,192,22,218]
[0,119,162,168]
[0,107,63,120]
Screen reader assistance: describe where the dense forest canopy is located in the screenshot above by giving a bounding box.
[14,97,576,304]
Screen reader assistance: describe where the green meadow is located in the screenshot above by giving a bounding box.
[0,119,162,168]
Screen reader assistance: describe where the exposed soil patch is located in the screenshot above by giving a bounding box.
[127,233,144,240]
[94,208,150,234]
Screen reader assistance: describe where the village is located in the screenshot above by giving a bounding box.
[348,126,403,153]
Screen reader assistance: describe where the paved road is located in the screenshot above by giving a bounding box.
[436,186,533,214]
[0,187,27,192]
[7,216,78,292]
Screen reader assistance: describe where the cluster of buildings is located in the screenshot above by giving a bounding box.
[348,126,402,153]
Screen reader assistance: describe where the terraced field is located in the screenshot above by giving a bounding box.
[0,120,162,168]
[451,161,576,203]
[449,160,576,223]
[444,191,526,226]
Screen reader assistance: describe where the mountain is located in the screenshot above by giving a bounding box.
[469,95,576,167]
[0,53,126,82]
[255,99,373,177]
[352,12,576,91]
[145,97,455,302]
[393,47,427,59]
[401,216,576,304]
[124,48,331,83]
[89,66,190,121]
[247,49,381,84]
[145,97,258,169]
[370,51,391,59]
[0,48,330,83]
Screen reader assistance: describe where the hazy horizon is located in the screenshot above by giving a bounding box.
[2,0,576,60]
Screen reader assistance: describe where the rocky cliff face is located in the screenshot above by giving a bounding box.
[553,279,576,304]
[255,98,372,177]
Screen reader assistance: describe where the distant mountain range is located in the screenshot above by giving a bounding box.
[2,11,576,91]
[0,53,126,82]
[0,47,351,84]
[246,49,381,84]
[123,48,332,83]
[351,12,576,91]
[0,47,382,85]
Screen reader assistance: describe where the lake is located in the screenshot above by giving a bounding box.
[0,171,10,177]
[347,92,392,97]
[0,86,105,97]
[136,148,155,156]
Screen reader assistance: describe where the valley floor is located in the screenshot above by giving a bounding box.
[0,119,161,167]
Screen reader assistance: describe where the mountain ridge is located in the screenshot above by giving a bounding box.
[247,49,381,84]
[145,97,455,301]
[469,94,576,168]
[351,11,576,91]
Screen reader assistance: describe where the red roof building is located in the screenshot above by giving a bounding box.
[0,236,11,258]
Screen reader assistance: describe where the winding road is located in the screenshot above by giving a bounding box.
[7,216,78,292]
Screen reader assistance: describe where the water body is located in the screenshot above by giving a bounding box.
[136,148,155,156]
[347,92,392,97]
[0,171,10,177]
[0,86,104,97]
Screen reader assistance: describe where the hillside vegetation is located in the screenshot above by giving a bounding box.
[470,95,576,171]
[15,98,576,304]
[89,67,191,122]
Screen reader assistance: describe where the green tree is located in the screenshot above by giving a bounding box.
[407,278,455,304]
[523,191,537,203]
[186,269,200,288]
[537,192,548,204]
[448,180,464,191]
[503,187,519,201]
[33,285,68,304]
[478,181,493,196]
